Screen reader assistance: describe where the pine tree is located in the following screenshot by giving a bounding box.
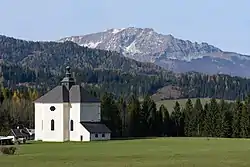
[101,92,121,137]
[140,95,152,136]
[183,98,193,137]
[148,99,158,136]
[219,99,232,138]
[194,98,204,136]
[209,98,220,137]
[232,98,242,138]
[160,104,170,136]
[127,94,141,137]
[204,99,219,137]
[245,95,250,136]
[203,103,209,137]
[171,101,183,136]
[154,106,164,136]
[240,104,249,138]
[117,96,127,137]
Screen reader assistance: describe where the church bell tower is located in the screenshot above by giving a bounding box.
[61,66,75,90]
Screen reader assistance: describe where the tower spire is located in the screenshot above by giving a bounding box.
[61,66,75,90]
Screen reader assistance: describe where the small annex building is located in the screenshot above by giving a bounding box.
[34,66,111,142]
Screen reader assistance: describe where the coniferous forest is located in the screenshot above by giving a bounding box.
[101,93,250,138]
[1,87,250,139]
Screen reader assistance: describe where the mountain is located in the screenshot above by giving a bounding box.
[59,27,250,78]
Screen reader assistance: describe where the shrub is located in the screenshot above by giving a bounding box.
[0,146,17,155]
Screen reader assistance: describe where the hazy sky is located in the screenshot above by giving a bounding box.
[1,0,249,54]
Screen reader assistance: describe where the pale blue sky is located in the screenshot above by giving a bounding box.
[1,0,249,54]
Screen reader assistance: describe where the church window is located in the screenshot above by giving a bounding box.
[51,119,55,131]
[50,106,56,111]
[95,134,98,138]
[80,135,83,141]
[70,120,74,131]
[102,133,105,138]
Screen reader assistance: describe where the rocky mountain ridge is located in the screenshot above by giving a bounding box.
[59,27,250,77]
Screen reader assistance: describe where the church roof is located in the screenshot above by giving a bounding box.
[34,85,69,103]
[69,85,100,103]
[34,85,100,103]
[9,129,30,138]
[80,122,111,133]
[34,66,100,103]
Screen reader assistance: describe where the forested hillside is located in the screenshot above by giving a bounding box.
[0,35,164,75]
[1,35,250,100]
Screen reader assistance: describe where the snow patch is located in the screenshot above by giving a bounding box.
[111,28,125,34]
[83,41,101,48]
[124,42,141,54]
[166,53,205,62]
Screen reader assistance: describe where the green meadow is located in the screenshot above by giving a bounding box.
[0,137,249,167]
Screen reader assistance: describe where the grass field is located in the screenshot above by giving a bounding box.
[155,98,233,112]
[1,137,250,167]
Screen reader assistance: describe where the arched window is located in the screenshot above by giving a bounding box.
[51,119,55,131]
[70,120,74,131]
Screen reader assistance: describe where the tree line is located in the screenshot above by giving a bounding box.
[0,87,38,133]
[102,93,250,138]
[1,85,250,139]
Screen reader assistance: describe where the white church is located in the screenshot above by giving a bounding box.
[34,66,111,142]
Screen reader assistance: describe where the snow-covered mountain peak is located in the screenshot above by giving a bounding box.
[58,27,250,77]
[59,27,221,61]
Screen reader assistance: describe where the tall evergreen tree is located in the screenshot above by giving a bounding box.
[240,102,250,138]
[140,95,152,136]
[148,99,158,136]
[219,99,232,138]
[171,101,183,136]
[203,103,210,137]
[127,94,141,137]
[160,104,170,136]
[210,98,220,137]
[194,98,204,136]
[183,98,194,137]
[117,96,127,137]
[232,98,242,138]
[204,99,219,137]
[101,92,121,137]
[151,103,163,136]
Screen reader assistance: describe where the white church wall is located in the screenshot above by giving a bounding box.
[34,103,43,141]
[41,103,65,142]
[79,125,90,141]
[80,103,101,122]
[69,103,80,141]
[63,103,70,141]
[69,103,91,141]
